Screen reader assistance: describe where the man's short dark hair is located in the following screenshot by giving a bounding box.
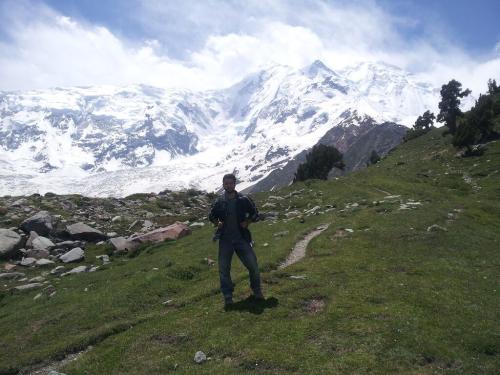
[222,173,237,183]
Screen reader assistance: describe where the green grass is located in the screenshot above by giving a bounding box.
[0,129,499,374]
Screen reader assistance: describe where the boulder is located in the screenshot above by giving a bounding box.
[0,272,25,280]
[31,236,55,251]
[109,237,140,253]
[55,240,84,249]
[20,257,37,266]
[66,223,107,241]
[20,211,54,236]
[131,222,191,244]
[59,247,85,263]
[0,228,24,259]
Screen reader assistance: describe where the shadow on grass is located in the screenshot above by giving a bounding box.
[225,296,279,315]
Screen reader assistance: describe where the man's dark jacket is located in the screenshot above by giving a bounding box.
[208,192,259,243]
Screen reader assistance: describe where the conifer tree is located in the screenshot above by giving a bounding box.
[437,79,471,135]
[294,144,344,182]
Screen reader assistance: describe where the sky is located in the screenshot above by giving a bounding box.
[0,0,499,95]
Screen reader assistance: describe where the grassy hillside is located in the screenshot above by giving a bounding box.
[1,128,499,374]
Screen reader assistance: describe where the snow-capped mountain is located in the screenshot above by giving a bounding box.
[0,60,446,197]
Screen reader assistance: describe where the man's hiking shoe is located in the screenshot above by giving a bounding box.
[253,292,265,301]
[224,297,234,310]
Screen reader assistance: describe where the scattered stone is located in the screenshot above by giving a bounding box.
[66,222,107,241]
[33,293,43,300]
[60,247,85,263]
[262,243,269,247]
[111,216,122,222]
[189,222,205,228]
[204,257,215,266]
[10,198,27,207]
[36,258,55,266]
[20,257,37,266]
[194,351,207,364]
[427,224,448,232]
[0,228,24,259]
[141,220,155,231]
[29,276,45,283]
[268,195,284,200]
[273,230,289,237]
[88,266,99,272]
[48,370,67,375]
[3,263,16,271]
[285,210,301,218]
[262,202,276,208]
[61,265,88,276]
[289,275,307,279]
[0,272,25,280]
[145,211,155,219]
[50,266,66,275]
[20,211,54,236]
[25,249,50,259]
[106,232,118,238]
[345,228,354,233]
[96,254,110,264]
[305,206,321,214]
[14,282,44,291]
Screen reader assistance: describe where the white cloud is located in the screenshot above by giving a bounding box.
[0,0,498,95]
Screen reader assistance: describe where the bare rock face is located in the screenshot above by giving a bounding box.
[20,211,54,236]
[131,222,191,244]
[0,228,24,259]
[66,222,107,241]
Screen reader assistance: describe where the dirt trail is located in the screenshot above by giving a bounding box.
[278,224,330,269]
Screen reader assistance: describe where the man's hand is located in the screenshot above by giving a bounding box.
[217,220,224,229]
[240,220,249,229]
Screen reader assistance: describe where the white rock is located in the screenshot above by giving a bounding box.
[194,351,207,364]
[50,266,66,275]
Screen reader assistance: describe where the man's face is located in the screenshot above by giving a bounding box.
[223,178,236,193]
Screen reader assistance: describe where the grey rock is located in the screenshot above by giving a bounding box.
[20,257,37,266]
[96,254,110,264]
[109,237,139,253]
[29,276,45,282]
[0,272,25,280]
[25,248,50,259]
[106,232,118,238]
[10,198,27,207]
[36,258,55,266]
[60,247,85,263]
[0,228,23,259]
[66,222,107,241]
[20,211,54,236]
[61,265,88,276]
[31,236,56,251]
[111,215,122,222]
[50,266,66,275]
[48,370,67,375]
[88,266,99,272]
[427,224,447,232]
[14,282,44,291]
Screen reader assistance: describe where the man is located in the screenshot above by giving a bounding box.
[209,173,264,309]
